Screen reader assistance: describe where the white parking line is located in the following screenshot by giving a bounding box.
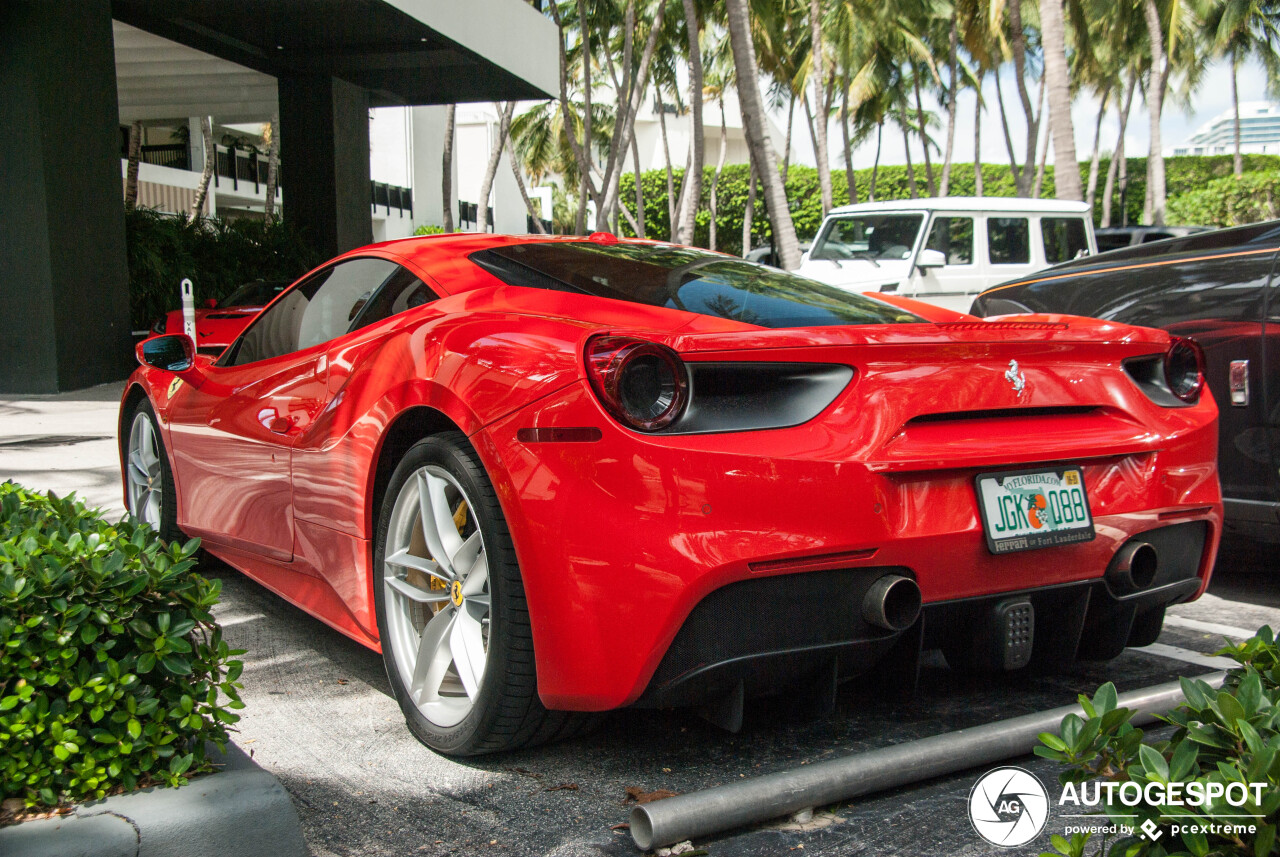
[1163,614,1259,640]
[1141,642,1237,670]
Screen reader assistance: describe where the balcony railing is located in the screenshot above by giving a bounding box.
[372,181,413,217]
[212,145,277,197]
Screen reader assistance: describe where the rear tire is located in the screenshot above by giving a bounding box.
[372,432,583,755]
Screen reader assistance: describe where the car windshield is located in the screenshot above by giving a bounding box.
[468,242,925,328]
[222,280,289,308]
[810,214,925,262]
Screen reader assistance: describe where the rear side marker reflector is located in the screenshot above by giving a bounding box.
[516,427,603,444]
[748,548,879,573]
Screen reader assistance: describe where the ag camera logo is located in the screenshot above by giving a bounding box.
[969,767,1050,847]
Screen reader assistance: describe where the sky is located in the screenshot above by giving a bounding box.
[369,55,1275,187]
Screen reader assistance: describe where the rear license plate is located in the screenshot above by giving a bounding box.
[975,466,1095,554]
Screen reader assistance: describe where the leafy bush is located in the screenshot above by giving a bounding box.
[1167,172,1280,228]
[413,224,447,236]
[0,484,244,811]
[1037,627,1280,857]
[126,208,319,331]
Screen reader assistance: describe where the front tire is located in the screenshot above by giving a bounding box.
[372,432,581,755]
[124,399,182,543]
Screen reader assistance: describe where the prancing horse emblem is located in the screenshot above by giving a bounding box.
[1005,359,1027,395]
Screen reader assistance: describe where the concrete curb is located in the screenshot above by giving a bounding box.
[0,742,309,857]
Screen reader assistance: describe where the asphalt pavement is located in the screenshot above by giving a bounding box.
[3,382,1277,857]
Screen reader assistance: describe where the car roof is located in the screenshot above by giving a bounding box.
[826,197,1092,216]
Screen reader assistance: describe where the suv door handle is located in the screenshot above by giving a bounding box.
[1229,359,1249,407]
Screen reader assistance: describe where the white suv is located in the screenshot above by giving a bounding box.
[796,197,1097,313]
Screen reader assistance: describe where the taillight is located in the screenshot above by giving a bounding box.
[1164,336,1205,402]
[585,335,689,431]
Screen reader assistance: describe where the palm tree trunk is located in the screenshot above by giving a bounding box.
[994,71,1025,192]
[726,0,801,269]
[1232,53,1243,177]
[870,123,883,201]
[742,164,756,256]
[657,99,677,238]
[782,94,795,183]
[809,0,833,214]
[1101,70,1136,228]
[675,0,705,245]
[1085,90,1108,209]
[442,105,456,231]
[939,19,959,197]
[631,132,646,239]
[841,76,856,204]
[264,114,280,220]
[189,116,214,222]
[974,70,984,197]
[125,120,143,211]
[1040,0,1082,199]
[710,98,728,251]
[1034,101,1050,198]
[1141,0,1169,225]
[477,102,515,233]
[903,122,919,198]
[507,132,546,234]
[1007,1,1040,197]
[913,71,936,196]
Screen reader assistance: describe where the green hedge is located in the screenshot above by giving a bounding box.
[0,484,244,811]
[618,154,1280,253]
[126,208,319,331]
[1167,171,1280,227]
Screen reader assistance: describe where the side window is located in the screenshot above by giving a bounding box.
[925,217,974,265]
[1041,217,1090,264]
[988,217,1030,265]
[228,258,399,365]
[349,267,439,330]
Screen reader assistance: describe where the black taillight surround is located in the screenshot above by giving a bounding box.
[583,335,854,434]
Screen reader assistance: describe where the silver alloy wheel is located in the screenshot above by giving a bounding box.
[126,411,163,528]
[382,465,491,729]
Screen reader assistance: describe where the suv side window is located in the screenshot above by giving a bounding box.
[227,257,400,365]
[1042,217,1090,264]
[988,217,1031,265]
[925,217,974,265]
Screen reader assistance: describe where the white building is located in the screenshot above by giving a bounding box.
[1169,102,1280,157]
[629,90,784,174]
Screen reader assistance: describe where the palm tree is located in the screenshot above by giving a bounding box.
[809,0,834,214]
[125,121,143,211]
[264,115,280,221]
[702,31,736,251]
[477,102,516,232]
[1040,0,1082,199]
[673,0,706,245]
[727,0,802,269]
[442,105,456,231]
[1204,0,1280,176]
[190,116,214,222]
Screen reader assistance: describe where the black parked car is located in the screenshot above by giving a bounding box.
[1094,225,1211,252]
[971,220,1280,545]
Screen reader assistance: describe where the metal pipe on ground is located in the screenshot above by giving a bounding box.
[630,672,1225,851]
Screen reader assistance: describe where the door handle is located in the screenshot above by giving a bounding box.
[1229,359,1249,407]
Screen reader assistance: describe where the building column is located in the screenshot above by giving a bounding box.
[278,75,373,258]
[0,1,134,393]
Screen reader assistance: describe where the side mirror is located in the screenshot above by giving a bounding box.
[137,334,195,373]
[917,249,947,269]
[204,298,219,309]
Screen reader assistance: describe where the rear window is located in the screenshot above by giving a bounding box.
[468,242,924,328]
[1041,217,1090,264]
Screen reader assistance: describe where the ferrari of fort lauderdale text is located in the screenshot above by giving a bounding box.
[121,232,1222,756]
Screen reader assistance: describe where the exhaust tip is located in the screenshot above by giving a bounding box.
[1109,542,1158,594]
[863,574,921,631]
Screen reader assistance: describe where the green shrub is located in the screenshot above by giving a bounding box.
[1167,172,1280,227]
[126,208,319,331]
[1036,627,1280,857]
[0,484,244,811]
[413,224,447,236]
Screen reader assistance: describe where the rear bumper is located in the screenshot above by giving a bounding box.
[477,381,1222,712]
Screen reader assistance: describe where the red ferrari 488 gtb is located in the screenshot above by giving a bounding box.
[121,233,1221,755]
